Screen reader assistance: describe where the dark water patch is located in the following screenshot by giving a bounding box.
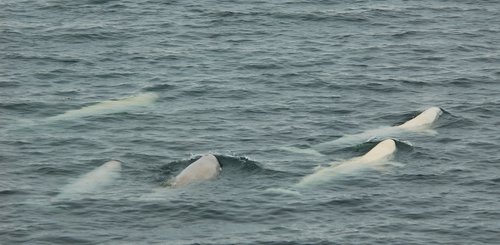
[216,155,269,174]
[420,56,446,62]
[87,0,119,4]
[0,189,27,195]
[321,197,372,207]
[47,137,105,150]
[435,137,462,145]
[490,177,500,184]
[52,90,80,98]
[239,62,285,70]
[178,84,217,97]
[271,11,369,23]
[412,48,436,54]
[457,177,500,188]
[0,81,21,88]
[31,166,76,176]
[392,30,420,38]
[432,108,465,129]
[358,81,405,93]
[33,72,59,80]
[465,140,498,149]
[4,53,82,65]
[92,72,137,79]
[50,30,136,44]
[466,56,500,63]
[375,109,416,125]
[0,101,56,115]
[121,152,168,166]
[142,80,176,91]
[394,173,449,185]
[394,140,415,153]
[447,77,474,88]
[137,196,263,222]
[35,235,94,245]
[211,88,261,100]
[239,241,332,245]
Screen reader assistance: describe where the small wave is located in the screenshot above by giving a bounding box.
[86,0,118,4]
[320,197,372,207]
[271,11,369,22]
[0,189,25,195]
[31,166,76,176]
[142,83,176,92]
[0,81,20,88]
[394,173,446,184]
[4,53,82,64]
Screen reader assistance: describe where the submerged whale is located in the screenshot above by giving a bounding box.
[297,139,397,187]
[168,154,222,188]
[58,160,122,197]
[47,92,158,121]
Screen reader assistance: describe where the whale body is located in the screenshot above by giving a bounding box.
[47,92,158,121]
[297,139,397,187]
[310,107,442,153]
[59,160,122,196]
[169,154,222,188]
[397,106,442,131]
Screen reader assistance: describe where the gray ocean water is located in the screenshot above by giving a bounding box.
[1,0,500,244]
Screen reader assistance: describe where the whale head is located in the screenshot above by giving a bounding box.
[102,160,122,171]
[171,154,222,188]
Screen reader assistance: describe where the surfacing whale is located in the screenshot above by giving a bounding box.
[397,106,442,131]
[310,107,442,153]
[167,154,222,188]
[297,139,397,187]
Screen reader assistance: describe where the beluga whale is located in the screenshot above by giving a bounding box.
[290,107,443,154]
[296,139,398,187]
[46,92,158,121]
[397,106,442,132]
[57,160,122,198]
[166,154,222,188]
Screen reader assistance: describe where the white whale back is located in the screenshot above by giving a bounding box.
[357,139,397,163]
[329,139,397,173]
[308,107,442,152]
[297,139,397,186]
[172,154,221,188]
[59,160,122,196]
[398,107,442,131]
[48,93,158,121]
